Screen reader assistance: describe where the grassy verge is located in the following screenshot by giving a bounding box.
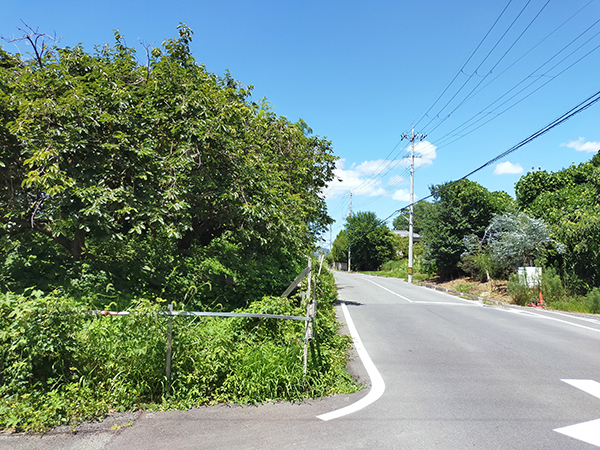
[361,259,430,281]
[0,267,359,433]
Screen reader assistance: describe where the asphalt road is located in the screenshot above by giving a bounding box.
[4,271,600,449]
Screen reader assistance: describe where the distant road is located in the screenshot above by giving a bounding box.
[5,271,600,449]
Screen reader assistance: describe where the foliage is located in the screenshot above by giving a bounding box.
[345,212,396,271]
[459,250,499,282]
[0,26,336,308]
[392,235,424,259]
[373,259,430,280]
[391,201,434,234]
[420,179,513,278]
[586,288,600,314]
[460,211,560,281]
[0,266,358,432]
[515,154,600,293]
[506,274,537,306]
[540,266,566,306]
[328,229,348,264]
[485,212,557,270]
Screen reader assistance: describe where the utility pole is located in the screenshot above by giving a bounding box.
[401,126,426,284]
[347,192,352,272]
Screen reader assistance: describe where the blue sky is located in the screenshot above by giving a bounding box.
[2,0,600,244]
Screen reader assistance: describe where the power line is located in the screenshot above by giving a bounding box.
[383,87,600,224]
[414,0,515,130]
[424,0,550,137]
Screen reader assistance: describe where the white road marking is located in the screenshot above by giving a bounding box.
[316,303,385,421]
[561,379,600,400]
[555,418,600,448]
[503,309,600,334]
[362,277,481,306]
[409,301,480,306]
[554,379,600,447]
[362,278,414,302]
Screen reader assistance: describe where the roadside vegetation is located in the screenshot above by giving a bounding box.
[0,268,358,433]
[328,152,600,314]
[0,26,358,432]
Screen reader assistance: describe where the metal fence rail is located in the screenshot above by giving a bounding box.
[89,310,310,321]
[86,256,323,392]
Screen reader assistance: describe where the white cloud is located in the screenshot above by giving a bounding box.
[388,175,406,185]
[392,189,411,202]
[324,159,389,199]
[322,148,437,200]
[561,137,600,153]
[414,141,437,165]
[494,161,523,175]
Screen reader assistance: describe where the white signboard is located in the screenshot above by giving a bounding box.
[518,266,542,287]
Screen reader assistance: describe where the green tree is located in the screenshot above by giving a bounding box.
[392,200,433,234]
[515,154,600,292]
[329,229,348,264]
[420,179,513,278]
[486,211,558,270]
[0,26,337,307]
[346,212,395,271]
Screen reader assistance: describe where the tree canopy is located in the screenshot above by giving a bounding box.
[419,179,513,278]
[0,25,337,308]
[515,153,600,292]
[345,211,395,272]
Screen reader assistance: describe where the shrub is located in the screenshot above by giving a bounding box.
[0,265,358,432]
[586,288,600,314]
[541,266,566,305]
[507,274,537,306]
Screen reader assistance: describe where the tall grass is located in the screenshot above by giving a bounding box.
[0,267,358,432]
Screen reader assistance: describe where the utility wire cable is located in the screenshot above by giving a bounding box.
[431,0,595,142]
[429,16,600,149]
[432,28,600,149]
[425,0,549,137]
[380,87,600,227]
[420,0,529,134]
[414,0,514,130]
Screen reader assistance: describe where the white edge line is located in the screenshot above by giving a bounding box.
[504,309,600,334]
[363,277,480,306]
[316,302,385,421]
[363,278,414,303]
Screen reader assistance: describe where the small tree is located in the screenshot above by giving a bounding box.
[485,212,561,271]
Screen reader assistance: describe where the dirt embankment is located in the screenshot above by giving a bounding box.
[423,277,511,303]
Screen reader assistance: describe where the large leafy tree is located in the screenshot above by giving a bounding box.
[515,153,600,292]
[346,211,395,271]
[392,200,433,234]
[0,25,336,306]
[420,179,513,278]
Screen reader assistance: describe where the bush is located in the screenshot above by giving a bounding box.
[541,266,566,305]
[507,274,537,306]
[0,265,358,432]
[586,288,600,314]
[459,251,500,282]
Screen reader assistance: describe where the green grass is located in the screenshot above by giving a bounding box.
[0,268,360,433]
[362,259,430,281]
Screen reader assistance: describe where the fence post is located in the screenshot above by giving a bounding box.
[166,303,173,394]
[303,258,313,376]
